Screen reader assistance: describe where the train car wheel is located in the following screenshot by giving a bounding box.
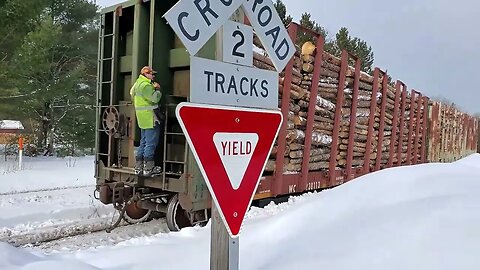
[166,194,192,231]
[123,201,152,224]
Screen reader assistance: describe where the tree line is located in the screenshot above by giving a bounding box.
[273,0,375,74]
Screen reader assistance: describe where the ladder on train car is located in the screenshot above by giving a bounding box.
[95,9,120,168]
[162,96,189,185]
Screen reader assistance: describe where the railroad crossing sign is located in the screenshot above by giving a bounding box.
[176,102,282,237]
[163,0,243,57]
[165,0,291,267]
[164,0,294,73]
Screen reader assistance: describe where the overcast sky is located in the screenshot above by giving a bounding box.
[97,0,480,114]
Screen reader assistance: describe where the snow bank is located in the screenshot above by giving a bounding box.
[0,242,99,270]
[0,156,95,194]
[2,154,480,270]
[0,242,39,269]
[454,153,480,169]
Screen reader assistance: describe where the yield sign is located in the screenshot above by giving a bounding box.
[176,102,282,237]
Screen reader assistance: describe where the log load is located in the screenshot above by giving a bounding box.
[254,38,425,176]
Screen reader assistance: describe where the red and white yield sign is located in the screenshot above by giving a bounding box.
[176,102,282,237]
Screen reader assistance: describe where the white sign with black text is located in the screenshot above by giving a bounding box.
[190,56,278,109]
[222,20,253,67]
[243,0,294,72]
[163,0,244,56]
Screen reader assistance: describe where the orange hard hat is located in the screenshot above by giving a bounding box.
[140,66,157,75]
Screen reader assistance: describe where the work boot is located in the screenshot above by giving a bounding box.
[143,160,162,177]
[134,158,144,175]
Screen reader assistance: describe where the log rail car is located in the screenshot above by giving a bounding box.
[94,0,479,231]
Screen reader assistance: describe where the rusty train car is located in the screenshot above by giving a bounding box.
[94,0,479,231]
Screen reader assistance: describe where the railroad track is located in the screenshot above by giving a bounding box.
[33,218,170,252]
[2,216,168,248]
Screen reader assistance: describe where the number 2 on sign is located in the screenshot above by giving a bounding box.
[232,30,245,58]
[223,20,253,67]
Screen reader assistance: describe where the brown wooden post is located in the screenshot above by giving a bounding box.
[375,72,388,171]
[397,87,407,166]
[464,115,468,155]
[421,97,429,163]
[475,119,478,152]
[388,81,402,167]
[464,116,469,152]
[299,33,325,192]
[406,90,416,165]
[472,118,476,152]
[363,68,380,174]
[273,24,297,196]
[345,58,361,181]
[413,91,422,164]
[470,117,474,152]
[328,50,348,186]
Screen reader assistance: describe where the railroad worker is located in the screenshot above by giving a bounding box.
[130,66,163,177]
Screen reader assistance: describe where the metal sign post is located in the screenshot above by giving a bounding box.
[18,135,23,169]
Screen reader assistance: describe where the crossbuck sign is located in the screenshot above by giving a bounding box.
[164,0,295,72]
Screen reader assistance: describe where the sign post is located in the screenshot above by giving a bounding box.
[18,135,23,169]
[211,11,239,270]
[164,1,294,268]
[176,103,283,269]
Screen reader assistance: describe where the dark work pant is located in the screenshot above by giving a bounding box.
[136,123,161,161]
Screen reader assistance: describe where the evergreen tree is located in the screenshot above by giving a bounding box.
[273,0,292,27]
[1,0,99,155]
[0,0,48,121]
[299,13,328,39]
[333,27,374,74]
[297,13,336,54]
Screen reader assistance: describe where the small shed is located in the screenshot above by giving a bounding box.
[0,120,24,144]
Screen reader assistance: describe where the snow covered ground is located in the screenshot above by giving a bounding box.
[1,154,480,270]
[0,156,115,246]
[0,156,94,194]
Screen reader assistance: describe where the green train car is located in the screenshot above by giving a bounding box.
[95,0,216,231]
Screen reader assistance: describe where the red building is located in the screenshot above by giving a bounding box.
[0,120,24,144]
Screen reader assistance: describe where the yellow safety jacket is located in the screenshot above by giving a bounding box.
[130,75,162,129]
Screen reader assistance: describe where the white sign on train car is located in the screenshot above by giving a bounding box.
[163,0,243,56]
[190,56,278,109]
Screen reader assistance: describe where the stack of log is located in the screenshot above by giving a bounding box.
[253,36,426,175]
[396,93,410,164]
[253,41,312,173]
[339,66,377,168]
